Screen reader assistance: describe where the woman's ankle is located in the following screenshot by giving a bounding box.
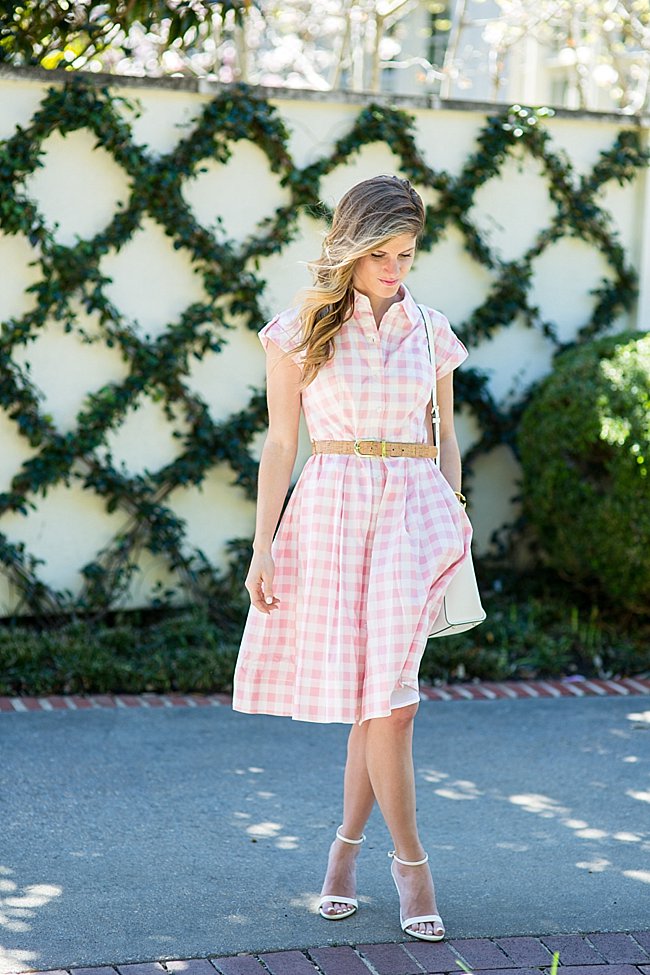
[391,842,427,864]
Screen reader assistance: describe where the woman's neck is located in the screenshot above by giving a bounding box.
[358,287,405,327]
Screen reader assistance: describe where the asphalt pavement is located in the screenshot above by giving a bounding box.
[0,695,648,973]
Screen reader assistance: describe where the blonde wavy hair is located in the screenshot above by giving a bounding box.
[293,175,425,388]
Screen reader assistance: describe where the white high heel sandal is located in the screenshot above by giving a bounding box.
[318,826,366,920]
[388,850,445,942]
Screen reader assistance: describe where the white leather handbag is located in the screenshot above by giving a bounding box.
[420,306,487,638]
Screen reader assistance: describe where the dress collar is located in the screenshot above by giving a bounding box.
[352,284,422,327]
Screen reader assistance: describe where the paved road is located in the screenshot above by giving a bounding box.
[0,696,648,973]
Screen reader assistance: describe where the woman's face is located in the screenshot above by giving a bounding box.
[352,233,417,300]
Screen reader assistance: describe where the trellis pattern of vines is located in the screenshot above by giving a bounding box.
[0,78,647,618]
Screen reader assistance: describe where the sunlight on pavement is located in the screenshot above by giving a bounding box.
[275,835,299,849]
[504,789,650,872]
[0,870,62,934]
[246,820,283,837]
[575,857,611,872]
[622,869,650,883]
[0,867,63,974]
[420,768,449,783]
[242,819,299,848]
[4,884,61,910]
[420,759,650,880]
[224,913,250,924]
[509,793,568,817]
[434,779,484,800]
[626,790,650,803]
[626,710,650,724]
[420,768,484,800]
[0,945,39,975]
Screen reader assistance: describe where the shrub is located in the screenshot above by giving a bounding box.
[1,565,648,695]
[517,330,650,613]
[0,612,240,696]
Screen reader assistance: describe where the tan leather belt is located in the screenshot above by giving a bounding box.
[312,439,438,459]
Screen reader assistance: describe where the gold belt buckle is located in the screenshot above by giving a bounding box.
[353,439,372,457]
[353,439,387,457]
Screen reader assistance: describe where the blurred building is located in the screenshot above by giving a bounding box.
[384,0,648,114]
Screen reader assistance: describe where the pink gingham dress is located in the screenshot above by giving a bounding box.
[232,285,472,724]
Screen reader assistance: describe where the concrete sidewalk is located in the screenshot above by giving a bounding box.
[0,695,648,973]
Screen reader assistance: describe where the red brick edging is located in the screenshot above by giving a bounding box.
[10,931,650,975]
[0,691,233,713]
[418,676,650,702]
[0,677,648,714]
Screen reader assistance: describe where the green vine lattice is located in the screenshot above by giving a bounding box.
[0,78,647,618]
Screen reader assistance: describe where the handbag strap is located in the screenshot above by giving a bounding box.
[418,304,441,469]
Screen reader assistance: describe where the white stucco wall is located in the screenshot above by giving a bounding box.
[0,69,648,614]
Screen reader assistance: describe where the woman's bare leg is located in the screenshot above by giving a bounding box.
[365,703,443,937]
[320,721,375,916]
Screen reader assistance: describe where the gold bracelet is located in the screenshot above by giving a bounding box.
[454,491,467,508]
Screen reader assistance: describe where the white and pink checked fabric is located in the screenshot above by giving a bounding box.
[232,285,472,724]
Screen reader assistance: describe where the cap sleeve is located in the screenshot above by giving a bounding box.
[258,311,303,364]
[428,308,468,380]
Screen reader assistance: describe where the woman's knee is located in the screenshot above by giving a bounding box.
[347,720,369,752]
[386,702,419,730]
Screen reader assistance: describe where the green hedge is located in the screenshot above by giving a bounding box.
[518,331,650,614]
[1,565,647,695]
[0,613,240,695]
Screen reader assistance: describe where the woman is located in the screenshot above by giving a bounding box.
[233,175,471,942]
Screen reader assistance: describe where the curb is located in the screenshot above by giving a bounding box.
[0,677,650,716]
[0,692,232,713]
[5,931,650,975]
[1,677,648,715]
[418,676,650,702]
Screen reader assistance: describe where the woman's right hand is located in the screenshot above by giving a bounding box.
[245,550,280,614]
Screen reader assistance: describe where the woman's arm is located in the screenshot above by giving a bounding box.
[425,371,462,494]
[245,340,302,614]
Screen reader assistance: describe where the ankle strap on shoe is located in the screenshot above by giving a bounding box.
[336,825,366,845]
[388,850,429,866]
